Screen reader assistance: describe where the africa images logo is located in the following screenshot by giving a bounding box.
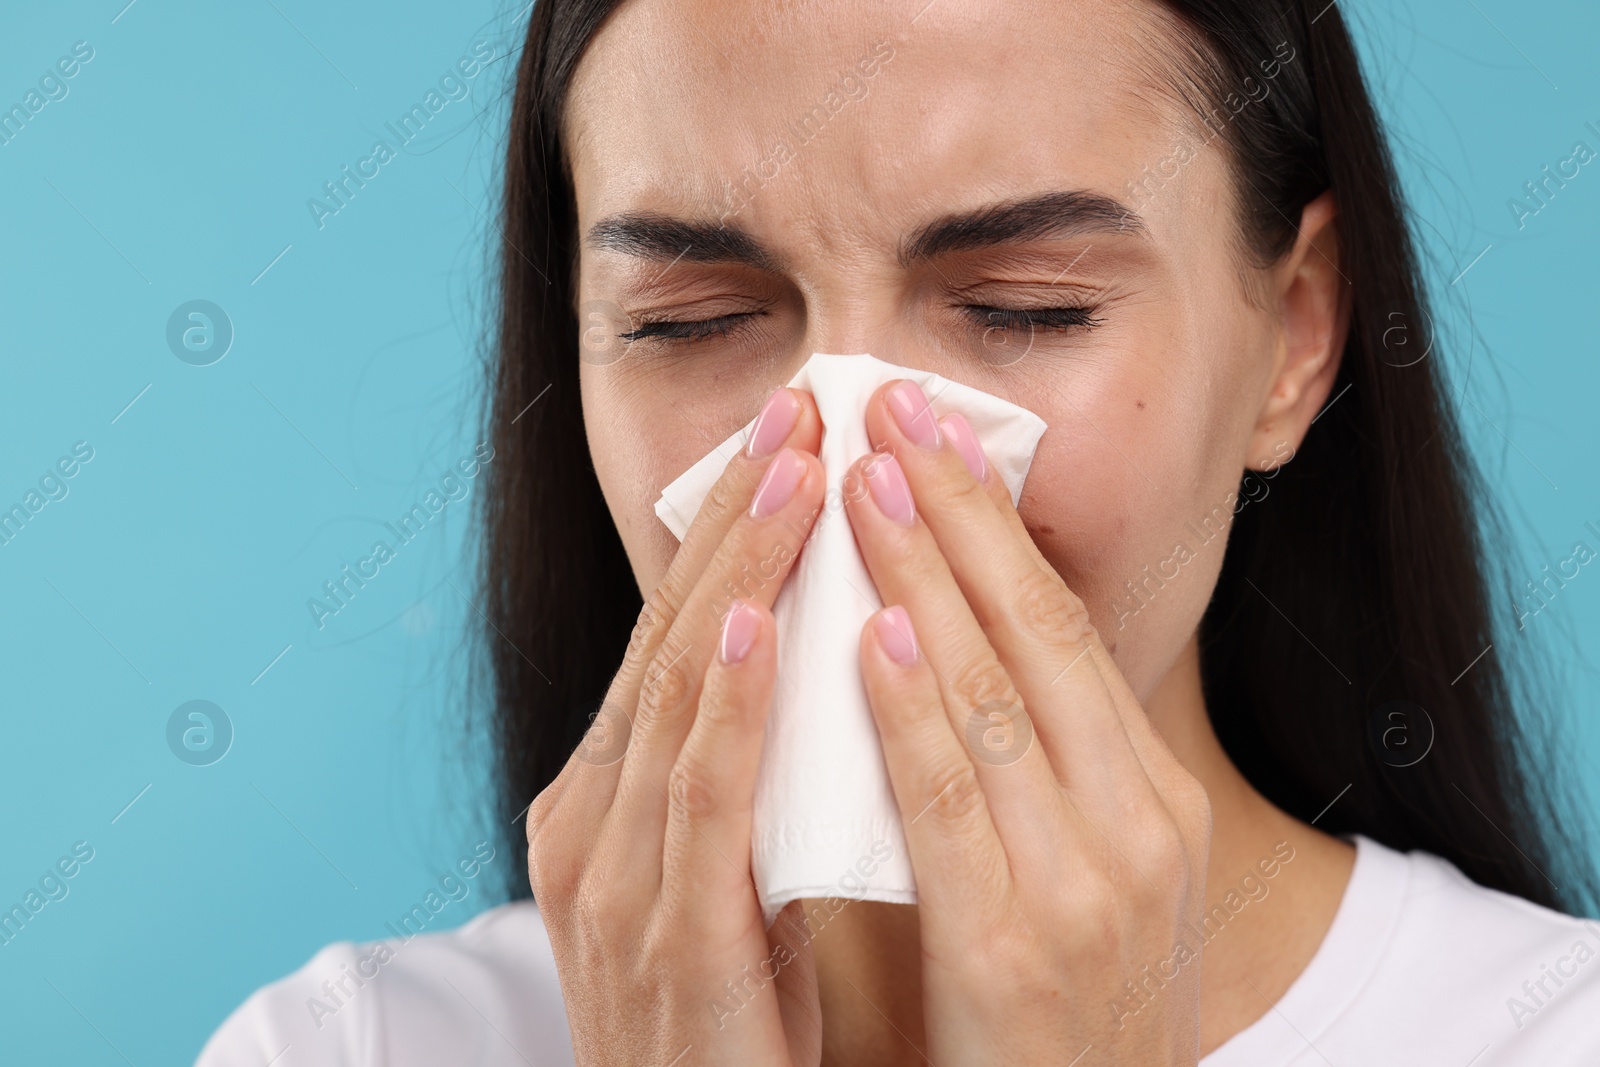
[306,443,493,630]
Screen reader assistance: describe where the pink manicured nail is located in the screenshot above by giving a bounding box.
[874,607,919,665]
[720,600,761,664]
[938,412,987,482]
[885,380,941,450]
[864,452,915,525]
[750,448,806,519]
[746,388,801,459]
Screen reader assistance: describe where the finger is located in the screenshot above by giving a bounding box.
[882,388,1207,877]
[942,405,1184,790]
[658,600,775,925]
[843,453,1067,866]
[859,606,1014,929]
[945,408,1189,800]
[863,380,1158,801]
[534,388,820,830]
[604,446,825,884]
[618,387,821,730]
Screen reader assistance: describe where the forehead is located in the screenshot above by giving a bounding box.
[563,0,1210,242]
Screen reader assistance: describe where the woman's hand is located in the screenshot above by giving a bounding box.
[527,387,828,1067]
[844,379,1214,1066]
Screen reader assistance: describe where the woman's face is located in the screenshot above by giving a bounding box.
[564,0,1336,701]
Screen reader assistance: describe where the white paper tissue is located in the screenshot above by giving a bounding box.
[653,353,1048,925]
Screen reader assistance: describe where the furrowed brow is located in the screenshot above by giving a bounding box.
[900,190,1146,266]
[586,213,778,271]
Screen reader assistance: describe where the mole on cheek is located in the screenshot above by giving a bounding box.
[1136,399,1146,410]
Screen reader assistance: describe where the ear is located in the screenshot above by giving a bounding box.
[1246,189,1349,472]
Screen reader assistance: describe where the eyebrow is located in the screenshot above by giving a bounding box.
[584,189,1145,272]
[899,190,1146,265]
[587,214,779,271]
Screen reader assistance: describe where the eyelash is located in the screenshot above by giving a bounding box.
[615,304,1102,347]
[619,314,753,344]
[962,305,1102,332]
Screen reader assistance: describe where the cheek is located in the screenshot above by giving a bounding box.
[581,367,766,595]
[1021,421,1220,655]
[582,372,682,594]
[1014,345,1257,699]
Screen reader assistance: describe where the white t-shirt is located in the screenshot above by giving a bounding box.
[198,834,1600,1066]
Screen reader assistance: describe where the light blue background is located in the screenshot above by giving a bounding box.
[0,0,1595,1063]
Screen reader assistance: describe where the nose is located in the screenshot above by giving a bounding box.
[797,295,1026,384]
[795,288,936,378]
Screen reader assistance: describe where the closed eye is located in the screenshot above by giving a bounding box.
[962,305,1102,331]
[612,304,1100,348]
[619,313,757,344]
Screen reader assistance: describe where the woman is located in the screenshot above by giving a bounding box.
[201,0,1600,1063]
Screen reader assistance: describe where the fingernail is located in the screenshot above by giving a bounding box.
[886,380,941,451]
[874,606,919,665]
[720,600,761,664]
[938,412,987,482]
[750,448,807,519]
[864,452,915,526]
[746,388,801,459]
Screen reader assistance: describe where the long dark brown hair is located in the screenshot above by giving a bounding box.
[475,0,1597,912]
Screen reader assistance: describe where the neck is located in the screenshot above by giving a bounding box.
[804,634,1355,1065]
